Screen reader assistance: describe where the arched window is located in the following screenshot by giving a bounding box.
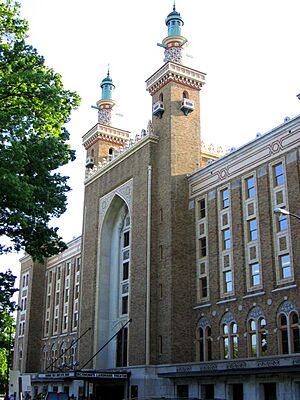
[91,148,95,158]
[278,301,300,354]
[159,93,163,102]
[279,314,289,354]
[60,342,67,367]
[247,307,267,357]
[70,340,77,367]
[109,147,114,155]
[183,91,189,99]
[196,318,212,362]
[220,312,238,359]
[291,312,300,353]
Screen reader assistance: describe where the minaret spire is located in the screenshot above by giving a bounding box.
[157,3,188,64]
[96,68,116,126]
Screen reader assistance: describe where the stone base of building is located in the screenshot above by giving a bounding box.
[15,358,300,400]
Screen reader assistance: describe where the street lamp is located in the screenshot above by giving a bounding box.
[273,208,300,221]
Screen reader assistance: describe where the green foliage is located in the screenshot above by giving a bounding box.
[0,269,17,319]
[0,270,16,392]
[0,0,81,260]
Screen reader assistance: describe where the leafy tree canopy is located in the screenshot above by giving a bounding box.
[0,0,81,261]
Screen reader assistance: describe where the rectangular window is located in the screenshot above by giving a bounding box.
[75,284,79,299]
[248,218,258,241]
[45,320,49,335]
[122,296,128,315]
[280,254,292,279]
[54,318,58,332]
[198,198,206,219]
[123,262,129,280]
[65,288,69,302]
[246,176,255,199]
[66,262,71,275]
[224,271,233,293]
[63,315,67,331]
[222,228,231,250]
[274,163,284,186]
[278,215,288,232]
[123,231,130,247]
[199,237,207,257]
[73,312,78,328]
[221,188,229,209]
[250,262,261,286]
[57,267,61,280]
[199,277,208,298]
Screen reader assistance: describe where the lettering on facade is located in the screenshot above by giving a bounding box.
[292,358,300,365]
[76,372,128,379]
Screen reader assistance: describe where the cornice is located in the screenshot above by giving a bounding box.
[146,61,206,95]
[188,115,300,198]
[82,123,130,149]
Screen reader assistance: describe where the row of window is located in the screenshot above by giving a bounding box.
[44,257,81,337]
[196,306,300,362]
[196,160,293,302]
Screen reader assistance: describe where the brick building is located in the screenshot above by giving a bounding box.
[12,4,300,400]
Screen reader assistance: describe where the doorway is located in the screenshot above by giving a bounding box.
[232,384,243,400]
[202,384,214,400]
[263,383,277,400]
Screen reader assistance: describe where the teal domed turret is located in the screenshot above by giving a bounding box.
[96,68,116,126]
[165,3,184,37]
[100,70,115,100]
[157,2,188,64]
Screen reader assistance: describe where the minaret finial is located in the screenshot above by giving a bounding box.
[173,0,176,11]
[107,64,110,77]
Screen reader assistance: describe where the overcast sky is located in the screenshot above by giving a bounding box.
[1,0,299,278]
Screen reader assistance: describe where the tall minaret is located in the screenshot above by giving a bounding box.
[83,70,129,170]
[97,69,115,125]
[146,4,207,365]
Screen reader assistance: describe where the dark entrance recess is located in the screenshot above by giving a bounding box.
[263,383,277,400]
[94,383,124,400]
[203,384,214,400]
[177,384,189,398]
[232,383,243,400]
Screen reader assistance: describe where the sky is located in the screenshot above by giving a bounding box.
[1,0,299,282]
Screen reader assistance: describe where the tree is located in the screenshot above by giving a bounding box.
[0,270,17,394]
[0,0,81,261]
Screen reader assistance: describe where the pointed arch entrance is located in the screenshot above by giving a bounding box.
[95,180,132,369]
